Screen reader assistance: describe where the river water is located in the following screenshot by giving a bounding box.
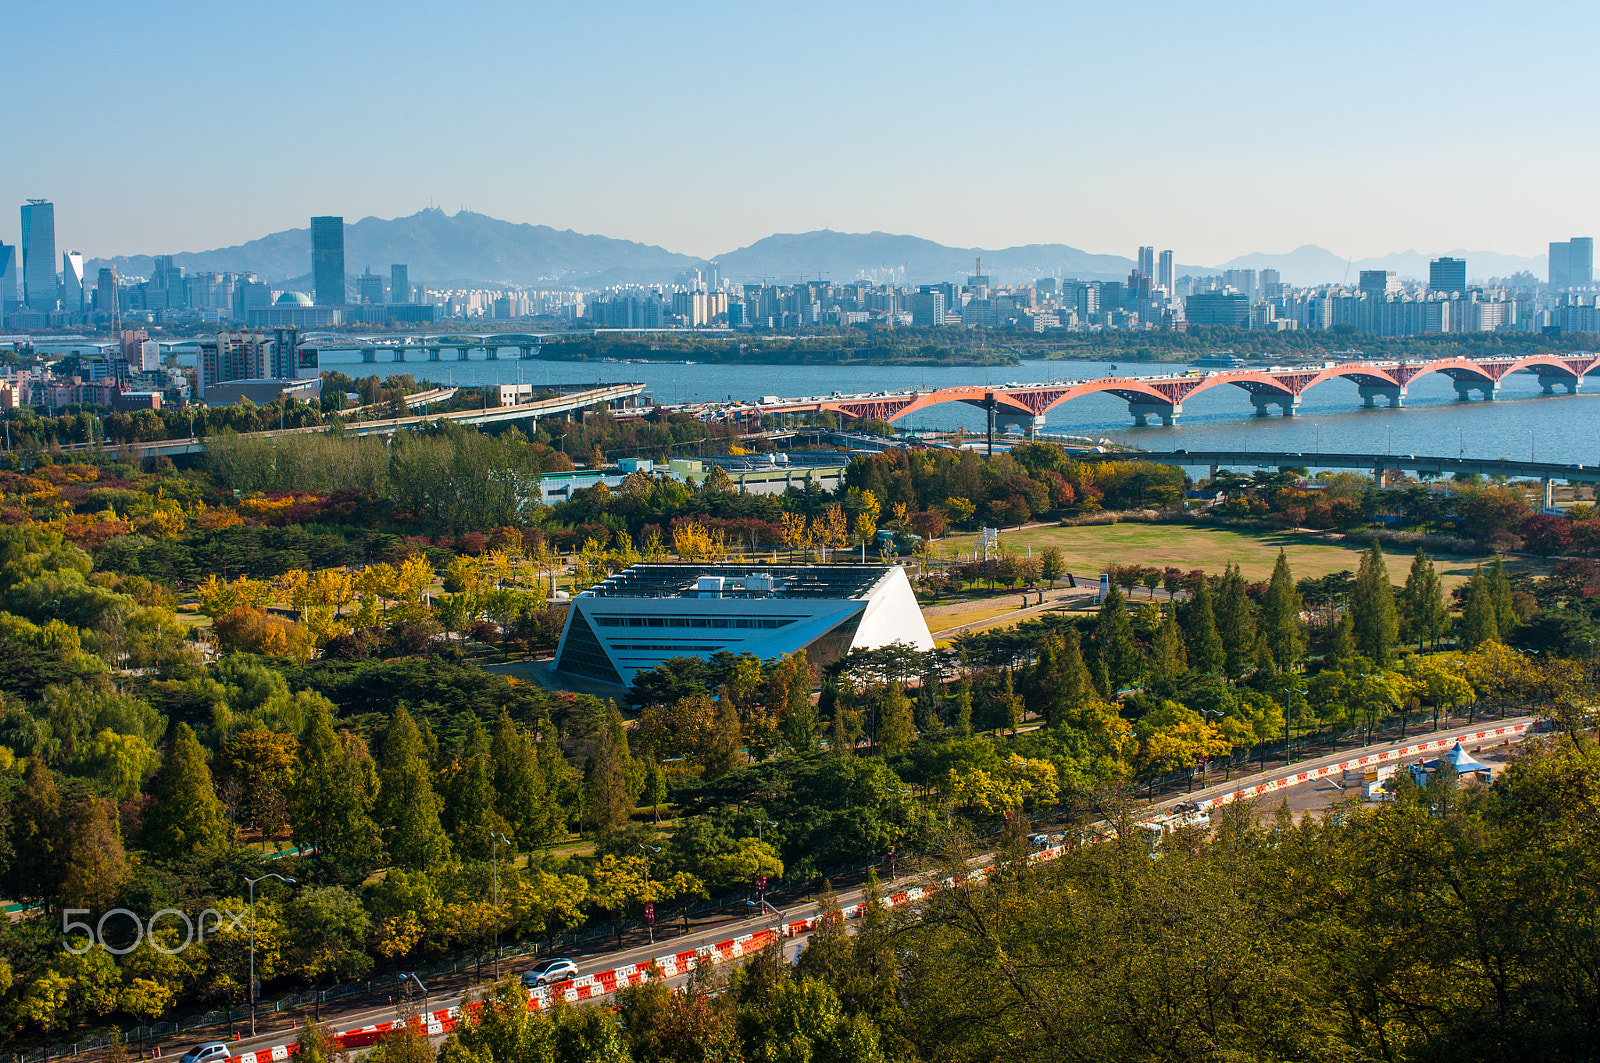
[313,349,1600,467]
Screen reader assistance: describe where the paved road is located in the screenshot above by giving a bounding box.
[169,714,1539,1060]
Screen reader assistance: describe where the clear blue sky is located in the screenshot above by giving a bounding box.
[4,0,1596,265]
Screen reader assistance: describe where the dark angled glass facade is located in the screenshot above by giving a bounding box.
[311,216,346,305]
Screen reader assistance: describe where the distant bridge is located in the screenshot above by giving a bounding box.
[732,354,1600,432]
[51,383,645,460]
[300,329,730,364]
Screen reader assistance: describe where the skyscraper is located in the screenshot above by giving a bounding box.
[1157,250,1174,293]
[1550,240,1572,289]
[311,216,346,305]
[1429,257,1467,293]
[1569,238,1594,287]
[357,268,385,304]
[61,252,85,312]
[20,200,58,311]
[390,264,410,304]
[0,244,16,311]
[96,268,117,316]
[1137,246,1155,279]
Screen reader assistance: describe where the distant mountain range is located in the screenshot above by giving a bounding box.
[86,209,703,291]
[84,209,1548,291]
[1218,245,1545,287]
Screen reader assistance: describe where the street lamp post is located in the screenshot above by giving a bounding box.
[490,831,511,979]
[244,873,295,1037]
[746,899,788,948]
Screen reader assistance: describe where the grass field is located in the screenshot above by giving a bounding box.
[940,523,1499,591]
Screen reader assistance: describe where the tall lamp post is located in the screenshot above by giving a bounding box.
[490,831,511,979]
[245,873,295,1037]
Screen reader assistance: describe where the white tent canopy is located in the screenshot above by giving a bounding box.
[1422,741,1493,779]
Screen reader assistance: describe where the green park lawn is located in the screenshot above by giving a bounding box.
[940,522,1496,592]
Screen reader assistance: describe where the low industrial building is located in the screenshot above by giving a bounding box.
[553,563,933,688]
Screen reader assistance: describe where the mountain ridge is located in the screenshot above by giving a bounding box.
[83,210,1548,291]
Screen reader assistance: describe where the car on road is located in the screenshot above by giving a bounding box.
[521,959,579,987]
[180,1044,231,1063]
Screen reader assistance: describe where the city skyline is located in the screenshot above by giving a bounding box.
[4,1,1599,264]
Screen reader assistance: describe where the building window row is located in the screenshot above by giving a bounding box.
[591,615,800,630]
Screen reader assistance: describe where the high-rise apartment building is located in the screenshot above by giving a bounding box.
[311,216,346,305]
[390,264,410,304]
[1429,257,1467,293]
[911,287,947,326]
[1223,268,1257,302]
[1137,246,1155,279]
[1359,270,1400,299]
[0,244,17,311]
[61,251,85,312]
[20,200,58,311]
[1259,268,1282,299]
[1157,250,1174,293]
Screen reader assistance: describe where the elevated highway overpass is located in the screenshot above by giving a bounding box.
[50,382,645,461]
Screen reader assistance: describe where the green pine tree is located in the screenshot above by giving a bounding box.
[292,702,381,876]
[1350,544,1400,665]
[948,675,974,736]
[1400,548,1448,650]
[1260,550,1306,671]
[375,706,452,870]
[1215,563,1257,679]
[141,722,232,862]
[443,713,501,860]
[490,709,561,850]
[1183,578,1226,676]
[585,702,636,833]
[1094,585,1141,691]
[1460,566,1499,649]
[1487,555,1518,638]
[1151,608,1187,681]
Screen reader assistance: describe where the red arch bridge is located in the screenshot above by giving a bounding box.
[730,354,1600,432]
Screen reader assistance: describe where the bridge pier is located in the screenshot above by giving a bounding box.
[994,412,1047,438]
[457,347,472,361]
[361,348,376,364]
[392,347,406,362]
[1127,401,1180,427]
[519,345,539,360]
[485,345,499,360]
[1251,393,1300,417]
[1358,385,1404,408]
[1454,379,1498,401]
[428,347,441,362]
[1538,374,1580,395]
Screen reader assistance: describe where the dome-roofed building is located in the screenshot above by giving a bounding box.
[275,290,314,306]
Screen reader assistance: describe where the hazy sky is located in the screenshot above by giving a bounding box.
[5,0,1596,265]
